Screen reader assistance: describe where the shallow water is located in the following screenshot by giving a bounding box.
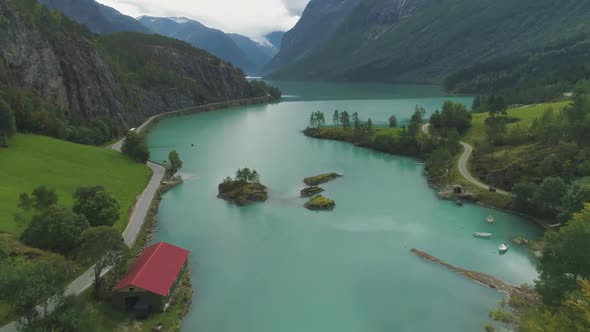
[147,82,541,332]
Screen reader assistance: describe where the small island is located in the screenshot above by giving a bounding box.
[218,168,268,206]
[304,195,336,210]
[300,186,324,198]
[303,173,342,186]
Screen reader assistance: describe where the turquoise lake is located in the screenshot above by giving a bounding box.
[147,82,542,332]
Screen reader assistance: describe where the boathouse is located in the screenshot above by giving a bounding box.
[112,242,189,313]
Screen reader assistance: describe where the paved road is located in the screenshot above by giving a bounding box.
[1,128,165,332]
[421,123,509,196]
[2,97,269,331]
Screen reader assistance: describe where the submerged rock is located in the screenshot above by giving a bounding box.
[303,173,342,186]
[300,186,324,198]
[304,195,335,210]
[217,181,268,206]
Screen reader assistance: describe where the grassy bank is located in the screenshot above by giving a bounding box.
[0,134,151,235]
[463,101,570,144]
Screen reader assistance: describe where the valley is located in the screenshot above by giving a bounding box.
[1,0,590,331]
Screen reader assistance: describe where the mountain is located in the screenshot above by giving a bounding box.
[266,0,590,83]
[138,16,257,75]
[264,0,361,75]
[0,0,257,131]
[265,31,285,50]
[444,35,590,104]
[228,34,277,75]
[37,0,151,34]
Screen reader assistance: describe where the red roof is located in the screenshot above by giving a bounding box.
[113,242,190,296]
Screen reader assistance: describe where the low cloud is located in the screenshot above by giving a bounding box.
[96,0,311,38]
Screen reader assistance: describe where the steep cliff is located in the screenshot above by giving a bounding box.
[267,0,590,83]
[0,0,254,130]
[264,0,361,75]
[138,16,257,75]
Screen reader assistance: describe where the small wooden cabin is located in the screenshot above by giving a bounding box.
[453,185,464,194]
[112,242,189,313]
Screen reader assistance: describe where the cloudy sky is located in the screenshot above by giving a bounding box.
[96,0,310,39]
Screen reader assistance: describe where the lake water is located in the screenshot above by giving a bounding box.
[147,82,541,332]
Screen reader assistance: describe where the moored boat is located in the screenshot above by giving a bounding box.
[473,232,492,238]
[487,215,495,223]
[456,200,464,206]
[499,243,510,253]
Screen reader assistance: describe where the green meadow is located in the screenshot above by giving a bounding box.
[0,134,151,235]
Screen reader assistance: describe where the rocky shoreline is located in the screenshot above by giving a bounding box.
[217,181,268,206]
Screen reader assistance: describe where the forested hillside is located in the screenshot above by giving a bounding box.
[266,0,590,84]
[444,35,590,104]
[38,0,151,34]
[0,0,276,146]
[138,16,257,75]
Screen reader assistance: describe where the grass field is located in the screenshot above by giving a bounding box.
[463,101,571,144]
[0,134,151,235]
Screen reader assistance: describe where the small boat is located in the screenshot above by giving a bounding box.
[456,200,464,206]
[499,243,510,253]
[473,232,492,238]
[487,215,495,223]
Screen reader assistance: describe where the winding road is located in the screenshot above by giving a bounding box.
[1,97,273,331]
[0,125,165,332]
[421,123,509,196]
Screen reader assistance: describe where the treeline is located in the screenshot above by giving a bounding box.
[489,204,590,332]
[1,184,127,330]
[0,87,119,146]
[468,96,590,221]
[303,102,471,176]
[444,34,590,104]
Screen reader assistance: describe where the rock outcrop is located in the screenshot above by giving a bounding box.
[0,1,253,129]
[217,181,268,206]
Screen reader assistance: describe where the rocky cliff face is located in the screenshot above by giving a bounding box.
[367,0,425,25]
[0,1,252,128]
[264,0,362,75]
[0,2,124,119]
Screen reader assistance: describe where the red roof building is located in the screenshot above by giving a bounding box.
[113,242,190,311]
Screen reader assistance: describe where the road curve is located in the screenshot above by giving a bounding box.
[421,123,509,196]
[2,98,272,331]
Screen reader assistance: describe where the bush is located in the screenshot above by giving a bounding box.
[21,206,89,254]
[121,131,149,163]
[73,186,120,227]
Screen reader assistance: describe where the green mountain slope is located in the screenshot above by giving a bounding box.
[444,35,590,103]
[267,0,590,83]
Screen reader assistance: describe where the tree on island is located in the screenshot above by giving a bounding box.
[309,111,326,128]
[233,168,261,183]
[408,106,426,137]
[168,150,183,175]
[333,110,340,127]
[340,111,351,128]
[389,115,398,128]
[352,112,361,130]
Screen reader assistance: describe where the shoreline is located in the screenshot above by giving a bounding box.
[303,128,551,231]
[0,97,276,332]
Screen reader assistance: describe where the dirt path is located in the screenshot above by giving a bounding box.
[421,123,509,196]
